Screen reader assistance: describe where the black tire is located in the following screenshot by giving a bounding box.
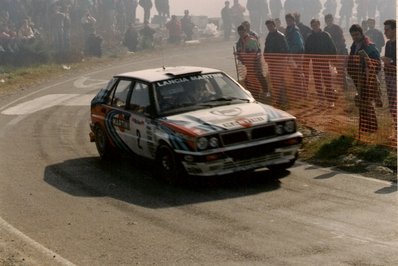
[156,144,184,183]
[267,159,296,172]
[94,126,113,160]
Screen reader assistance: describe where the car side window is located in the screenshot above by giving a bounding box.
[129,82,150,114]
[112,79,132,108]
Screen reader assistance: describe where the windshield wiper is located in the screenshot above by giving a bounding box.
[206,97,251,103]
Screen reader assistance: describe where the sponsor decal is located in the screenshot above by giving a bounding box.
[236,118,253,128]
[222,116,265,128]
[112,113,130,131]
[211,107,242,117]
[156,73,224,87]
[131,117,144,125]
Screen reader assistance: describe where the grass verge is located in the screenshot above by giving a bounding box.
[299,126,397,182]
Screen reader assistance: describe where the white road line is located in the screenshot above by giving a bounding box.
[0,115,27,138]
[0,55,161,112]
[73,76,108,89]
[0,217,76,266]
[1,94,96,115]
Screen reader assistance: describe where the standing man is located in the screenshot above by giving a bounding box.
[367,0,379,19]
[285,13,304,54]
[347,24,381,134]
[324,13,348,91]
[293,12,311,44]
[305,18,337,107]
[123,22,138,52]
[322,0,337,18]
[242,21,259,41]
[246,0,269,36]
[269,0,282,20]
[285,13,305,97]
[324,14,347,55]
[366,18,385,53]
[339,0,354,30]
[221,1,232,40]
[140,19,156,49]
[382,19,396,136]
[264,19,289,106]
[180,10,195,41]
[231,0,246,31]
[166,15,181,44]
[235,25,268,101]
[301,0,322,25]
[284,0,303,16]
[356,0,369,24]
[154,0,170,25]
[139,0,152,23]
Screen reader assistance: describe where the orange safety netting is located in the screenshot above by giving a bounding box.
[234,52,397,148]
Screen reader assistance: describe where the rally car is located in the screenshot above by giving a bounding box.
[89,66,303,180]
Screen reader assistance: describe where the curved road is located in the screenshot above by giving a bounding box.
[0,41,397,265]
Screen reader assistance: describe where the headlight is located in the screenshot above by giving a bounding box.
[197,137,208,150]
[209,137,219,148]
[275,124,284,135]
[284,120,296,133]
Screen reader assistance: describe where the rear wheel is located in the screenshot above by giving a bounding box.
[94,126,113,160]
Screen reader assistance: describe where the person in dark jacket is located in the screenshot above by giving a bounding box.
[366,18,385,53]
[123,22,138,52]
[181,10,195,41]
[347,24,381,134]
[324,13,348,91]
[324,14,347,55]
[221,1,232,40]
[140,20,155,49]
[264,19,289,106]
[305,18,337,106]
[285,13,304,54]
[382,19,396,135]
[246,0,269,35]
[235,25,268,100]
[285,13,305,98]
[339,0,354,29]
[293,12,311,44]
[139,0,152,23]
[269,0,283,20]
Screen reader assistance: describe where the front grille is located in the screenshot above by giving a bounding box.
[221,125,275,146]
[252,125,275,140]
[221,131,248,145]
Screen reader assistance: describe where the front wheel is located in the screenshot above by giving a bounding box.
[156,144,184,183]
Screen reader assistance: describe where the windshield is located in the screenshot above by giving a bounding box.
[155,72,253,115]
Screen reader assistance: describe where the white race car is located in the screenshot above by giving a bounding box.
[90,66,303,181]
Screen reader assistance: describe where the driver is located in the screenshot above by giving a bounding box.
[186,80,214,102]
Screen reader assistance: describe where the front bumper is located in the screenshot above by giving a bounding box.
[178,133,303,176]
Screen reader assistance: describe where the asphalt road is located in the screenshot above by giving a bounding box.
[0,40,397,266]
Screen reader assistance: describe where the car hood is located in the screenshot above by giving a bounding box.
[159,102,294,137]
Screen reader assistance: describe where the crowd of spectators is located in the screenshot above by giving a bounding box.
[230,0,396,137]
[0,0,175,65]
